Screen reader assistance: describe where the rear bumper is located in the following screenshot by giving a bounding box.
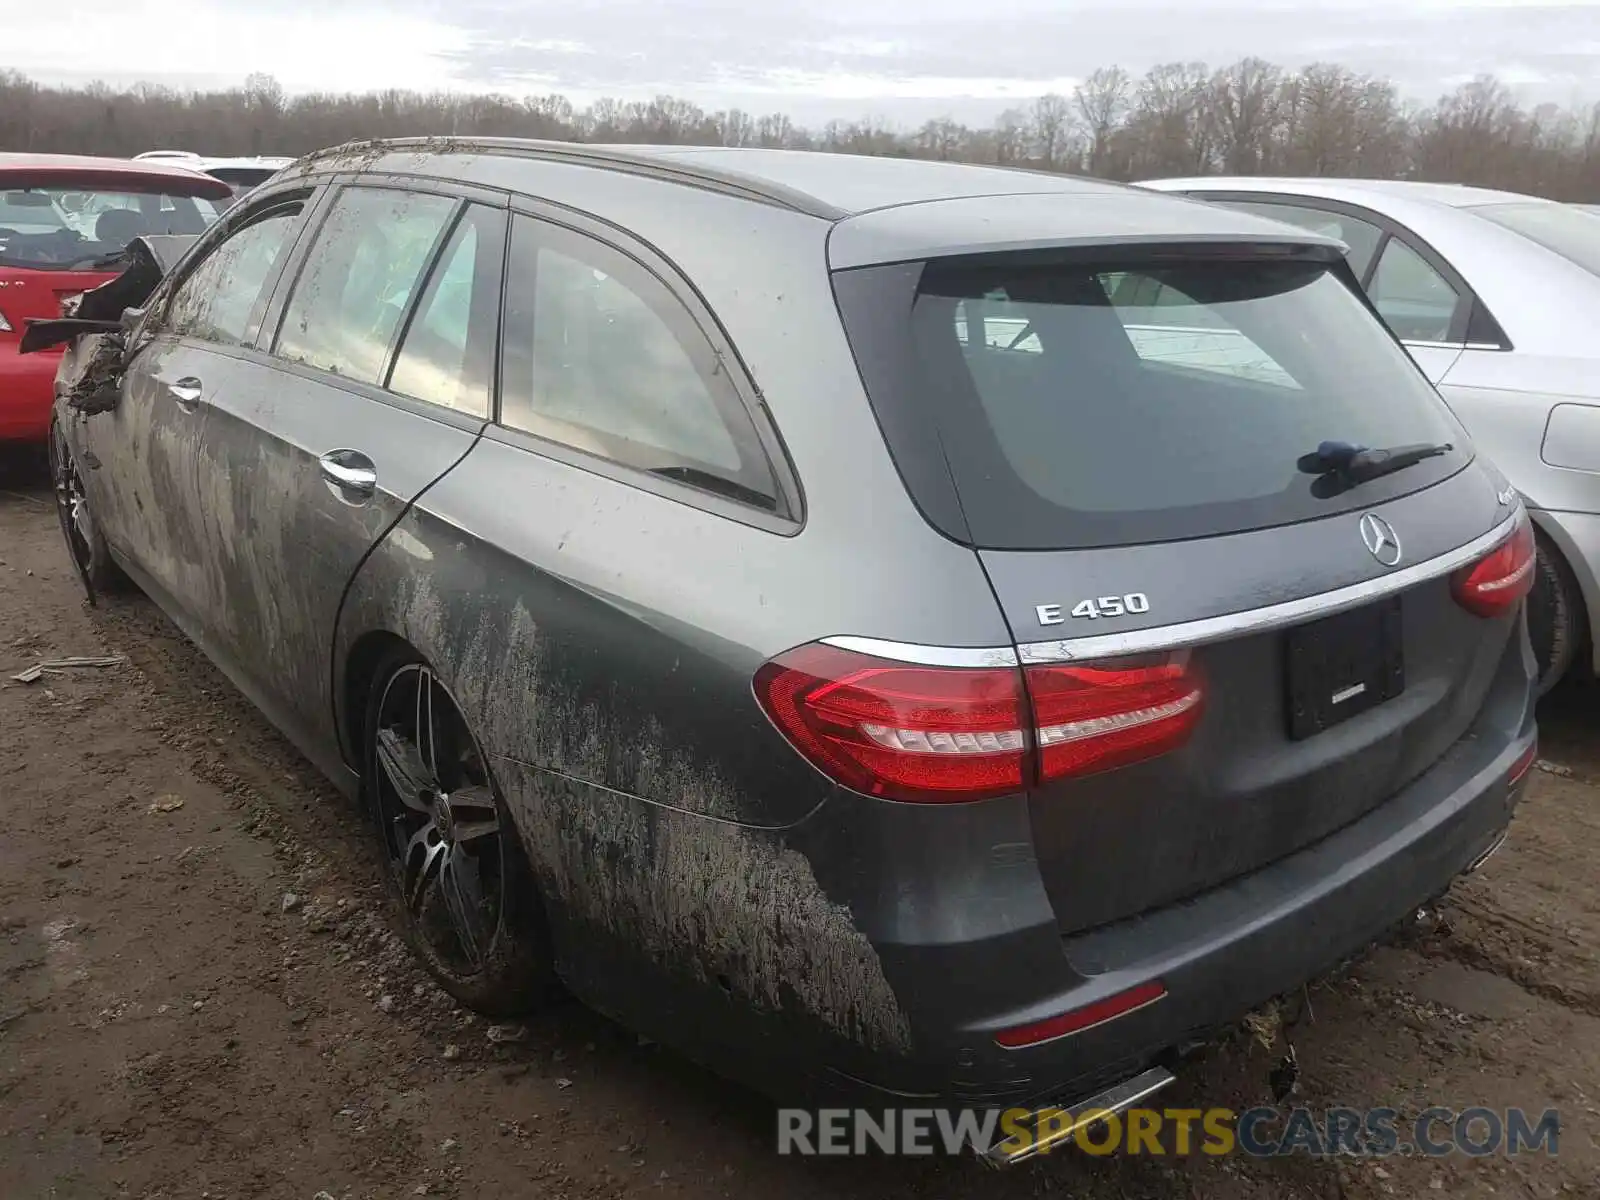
[831,648,1538,1109]
[0,343,60,442]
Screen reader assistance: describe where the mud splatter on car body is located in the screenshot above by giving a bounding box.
[335,525,914,1058]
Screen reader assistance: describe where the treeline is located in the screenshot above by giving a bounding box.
[4,61,1599,200]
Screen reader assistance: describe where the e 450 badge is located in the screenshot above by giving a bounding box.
[1036,593,1151,625]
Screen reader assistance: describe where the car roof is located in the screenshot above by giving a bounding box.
[0,152,235,199]
[285,138,1344,267]
[1141,176,1546,211]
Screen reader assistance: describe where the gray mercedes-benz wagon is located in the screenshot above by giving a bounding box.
[47,139,1538,1159]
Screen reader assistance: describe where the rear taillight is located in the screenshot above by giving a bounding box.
[752,644,1028,803]
[1026,661,1205,781]
[1452,513,1536,619]
[752,643,1202,803]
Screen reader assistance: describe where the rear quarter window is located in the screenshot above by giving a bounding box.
[497,213,781,512]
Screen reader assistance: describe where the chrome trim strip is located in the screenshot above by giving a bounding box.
[821,636,1020,669]
[983,1066,1176,1167]
[1402,339,1506,353]
[1465,830,1509,875]
[1018,508,1523,665]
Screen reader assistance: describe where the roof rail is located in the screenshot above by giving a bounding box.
[293,136,848,220]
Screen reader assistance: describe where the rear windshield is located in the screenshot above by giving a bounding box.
[837,252,1471,550]
[0,185,224,271]
[1470,201,1600,277]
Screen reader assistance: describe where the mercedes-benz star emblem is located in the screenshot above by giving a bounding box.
[1359,513,1403,567]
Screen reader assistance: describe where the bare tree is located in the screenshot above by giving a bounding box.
[1124,62,1215,178]
[991,108,1030,165]
[1210,58,1280,174]
[1075,67,1132,176]
[1030,93,1078,168]
[2,62,1598,200]
[916,116,966,160]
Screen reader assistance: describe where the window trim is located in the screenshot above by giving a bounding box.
[489,197,804,531]
[1187,191,1513,351]
[148,184,318,350]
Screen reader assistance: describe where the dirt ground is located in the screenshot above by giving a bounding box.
[3,447,1598,1200]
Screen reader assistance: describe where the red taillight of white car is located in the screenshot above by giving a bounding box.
[1452,512,1536,619]
[753,643,1203,803]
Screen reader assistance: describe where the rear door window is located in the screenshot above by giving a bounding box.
[838,252,1470,550]
[275,187,458,384]
[387,203,504,418]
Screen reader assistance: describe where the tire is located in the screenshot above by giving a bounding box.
[362,647,556,1016]
[48,415,127,602]
[1527,532,1584,697]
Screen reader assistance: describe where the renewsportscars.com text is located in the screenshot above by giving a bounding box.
[776,1105,1561,1158]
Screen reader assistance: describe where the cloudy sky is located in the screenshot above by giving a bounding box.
[11,0,1600,124]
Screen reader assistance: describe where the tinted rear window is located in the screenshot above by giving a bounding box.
[0,184,223,270]
[836,252,1471,550]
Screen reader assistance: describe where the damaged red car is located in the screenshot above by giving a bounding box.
[0,154,232,443]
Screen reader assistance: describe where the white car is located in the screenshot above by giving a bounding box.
[1142,177,1600,693]
[132,151,295,198]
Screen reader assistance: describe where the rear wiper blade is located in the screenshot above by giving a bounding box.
[1298,439,1453,495]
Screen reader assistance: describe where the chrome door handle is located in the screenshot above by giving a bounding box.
[319,449,377,498]
[170,377,204,410]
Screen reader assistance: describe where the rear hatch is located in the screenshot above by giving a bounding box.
[834,241,1530,934]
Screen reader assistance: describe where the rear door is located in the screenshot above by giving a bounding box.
[189,181,505,773]
[836,246,1524,934]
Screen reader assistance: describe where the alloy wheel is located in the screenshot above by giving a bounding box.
[371,663,507,976]
[49,422,97,594]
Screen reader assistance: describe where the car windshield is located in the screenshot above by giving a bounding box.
[840,252,1472,550]
[0,184,225,270]
[1471,201,1600,277]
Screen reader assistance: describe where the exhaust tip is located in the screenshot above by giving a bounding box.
[1465,829,1509,875]
[982,1065,1176,1167]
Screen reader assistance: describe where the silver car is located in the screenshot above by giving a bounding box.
[1142,177,1600,694]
